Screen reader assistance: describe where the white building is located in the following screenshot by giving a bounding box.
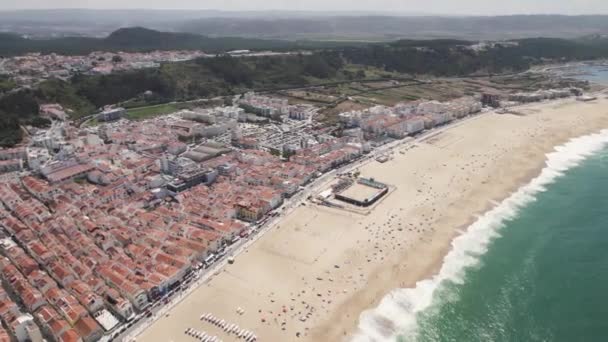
[288,104,315,120]
[431,112,452,125]
[417,100,449,115]
[26,148,51,172]
[406,118,425,134]
[13,314,43,342]
[239,92,290,119]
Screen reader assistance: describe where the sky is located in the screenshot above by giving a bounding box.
[1,0,608,16]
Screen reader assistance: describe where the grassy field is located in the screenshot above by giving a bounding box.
[341,64,402,79]
[82,117,100,127]
[0,78,16,93]
[126,103,186,120]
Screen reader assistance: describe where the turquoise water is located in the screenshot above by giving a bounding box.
[353,132,608,342]
[352,68,608,342]
[576,65,608,85]
[411,145,608,342]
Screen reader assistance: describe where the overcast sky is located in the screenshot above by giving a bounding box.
[1,0,608,15]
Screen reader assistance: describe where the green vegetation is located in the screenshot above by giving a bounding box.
[336,43,526,76]
[34,78,96,118]
[37,53,349,114]
[82,117,100,127]
[0,76,17,93]
[0,27,363,57]
[4,36,608,147]
[126,103,188,120]
[71,69,174,108]
[176,15,608,41]
[336,38,608,77]
[0,89,45,147]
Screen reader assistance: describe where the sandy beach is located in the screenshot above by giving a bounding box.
[136,94,608,342]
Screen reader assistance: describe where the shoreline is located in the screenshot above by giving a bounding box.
[346,151,558,342]
[137,94,608,342]
[323,96,608,341]
[320,166,544,341]
[349,126,608,341]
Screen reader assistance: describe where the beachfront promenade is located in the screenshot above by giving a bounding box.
[127,110,489,342]
[135,94,608,342]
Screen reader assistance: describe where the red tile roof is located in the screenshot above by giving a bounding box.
[59,328,81,342]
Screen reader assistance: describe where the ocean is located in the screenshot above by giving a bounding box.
[353,130,608,342]
[577,65,608,85]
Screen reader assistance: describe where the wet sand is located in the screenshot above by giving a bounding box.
[137,95,608,342]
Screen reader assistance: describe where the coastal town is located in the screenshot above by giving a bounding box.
[0,70,592,342]
[0,50,205,86]
[3,4,608,342]
[0,49,305,87]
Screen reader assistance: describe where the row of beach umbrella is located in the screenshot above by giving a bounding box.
[184,328,221,342]
[200,312,257,342]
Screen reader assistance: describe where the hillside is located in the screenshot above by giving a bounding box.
[177,15,608,40]
[4,11,608,40]
[3,36,608,147]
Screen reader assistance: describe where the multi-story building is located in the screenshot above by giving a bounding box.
[0,160,23,174]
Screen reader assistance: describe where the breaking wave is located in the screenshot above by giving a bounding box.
[351,129,608,342]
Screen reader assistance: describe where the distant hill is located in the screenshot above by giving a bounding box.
[0,9,431,38]
[3,11,608,40]
[0,27,351,57]
[177,15,608,40]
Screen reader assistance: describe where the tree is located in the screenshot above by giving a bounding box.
[0,90,39,147]
[198,55,254,86]
[223,97,234,106]
[0,90,39,118]
[112,55,123,63]
[28,116,51,128]
[343,70,354,80]
[303,54,334,78]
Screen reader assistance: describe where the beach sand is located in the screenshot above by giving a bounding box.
[137,95,608,342]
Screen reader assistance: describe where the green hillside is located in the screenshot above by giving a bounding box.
[3,36,608,147]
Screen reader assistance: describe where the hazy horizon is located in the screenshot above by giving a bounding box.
[2,0,608,16]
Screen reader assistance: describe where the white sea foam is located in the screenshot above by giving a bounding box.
[351,129,608,342]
